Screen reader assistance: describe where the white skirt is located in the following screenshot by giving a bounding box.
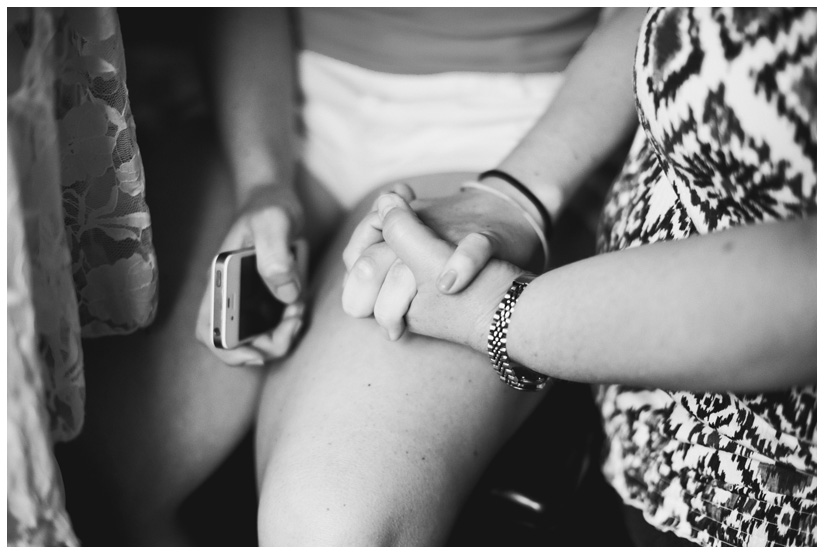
[298,50,564,209]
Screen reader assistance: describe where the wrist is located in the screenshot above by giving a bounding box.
[477,169,557,272]
[237,183,304,233]
[477,175,544,227]
[481,168,565,223]
[477,168,557,270]
[466,262,523,354]
[483,273,551,392]
[460,182,547,272]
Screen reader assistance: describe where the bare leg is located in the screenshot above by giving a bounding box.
[55,126,266,546]
[255,177,549,546]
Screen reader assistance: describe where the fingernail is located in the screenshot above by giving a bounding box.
[247,358,265,366]
[355,259,374,279]
[437,270,457,293]
[275,280,300,303]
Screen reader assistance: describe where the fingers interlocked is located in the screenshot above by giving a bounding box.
[341,183,418,340]
[342,188,463,342]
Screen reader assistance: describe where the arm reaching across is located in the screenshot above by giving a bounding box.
[435,7,647,294]
[376,193,816,393]
[341,8,647,337]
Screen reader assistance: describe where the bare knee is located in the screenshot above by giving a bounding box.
[258,465,403,546]
[256,454,445,546]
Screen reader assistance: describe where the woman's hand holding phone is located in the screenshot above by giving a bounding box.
[195,185,308,366]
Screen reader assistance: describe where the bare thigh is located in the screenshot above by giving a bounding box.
[55,125,266,545]
[255,176,549,546]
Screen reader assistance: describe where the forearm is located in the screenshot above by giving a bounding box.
[494,8,646,220]
[502,218,817,392]
[213,8,296,204]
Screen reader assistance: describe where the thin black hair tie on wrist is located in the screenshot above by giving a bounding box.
[461,181,550,271]
[478,169,553,240]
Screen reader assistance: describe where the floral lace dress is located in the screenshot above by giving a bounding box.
[596,8,816,547]
[8,8,156,545]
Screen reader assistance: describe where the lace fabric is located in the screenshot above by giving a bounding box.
[53,7,157,337]
[7,7,156,545]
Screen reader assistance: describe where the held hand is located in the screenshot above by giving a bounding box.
[413,184,542,294]
[342,176,542,340]
[376,193,522,351]
[196,185,307,366]
[341,183,418,341]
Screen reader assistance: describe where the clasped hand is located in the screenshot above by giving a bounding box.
[341,185,528,348]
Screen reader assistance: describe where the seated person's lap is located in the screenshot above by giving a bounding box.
[59,135,549,544]
[255,173,549,545]
[56,126,268,545]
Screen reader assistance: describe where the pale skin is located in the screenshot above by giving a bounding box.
[194,8,305,367]
[371,193,817,393]
[342,4,815,394]
[58,7,653,547]
[341,7,648,334]
[206,7,656,546]
[213,7,657,545]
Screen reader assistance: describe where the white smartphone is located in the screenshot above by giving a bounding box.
[211,246,297,350]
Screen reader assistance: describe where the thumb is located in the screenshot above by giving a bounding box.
[377,193,452,283]
[247,207,301,303]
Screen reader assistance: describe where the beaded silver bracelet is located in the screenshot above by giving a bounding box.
[487,274,551,392]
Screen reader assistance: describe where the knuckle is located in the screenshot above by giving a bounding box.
[351,243,391,281]
[385,258,409,281]
[353,256,377,279]
[458,233,495,265]
[257,254,290,281]
[466,231,494,252]
[479,232,496,248]
[256,204,289,224]
[450,248,475,269]
[381,210,401,236]
[250,209,292,240]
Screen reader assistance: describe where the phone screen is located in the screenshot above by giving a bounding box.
[238,255,286,341]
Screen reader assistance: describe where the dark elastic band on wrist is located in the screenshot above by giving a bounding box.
[478,169,553,240]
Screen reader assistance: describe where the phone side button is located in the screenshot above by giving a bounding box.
[215,270,221,287]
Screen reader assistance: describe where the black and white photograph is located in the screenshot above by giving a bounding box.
[7,5,817,547]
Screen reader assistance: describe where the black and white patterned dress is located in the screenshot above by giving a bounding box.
[596,8,816,547]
